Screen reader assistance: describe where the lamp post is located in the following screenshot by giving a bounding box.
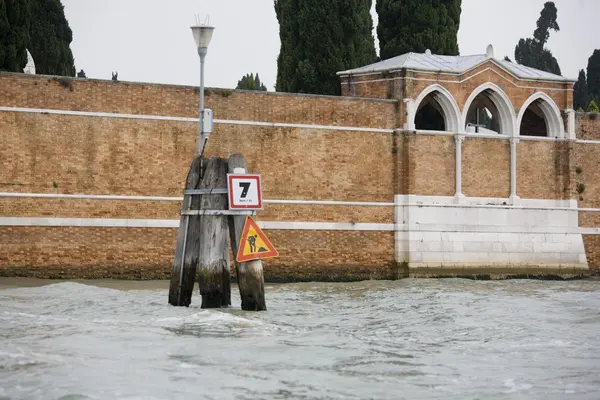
[191,23,215,156]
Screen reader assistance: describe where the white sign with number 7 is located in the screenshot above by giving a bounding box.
[227,174,263,210]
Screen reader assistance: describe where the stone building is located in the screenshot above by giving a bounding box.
[337,45,594,277]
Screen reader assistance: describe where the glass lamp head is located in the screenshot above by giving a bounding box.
[191,25,215,50]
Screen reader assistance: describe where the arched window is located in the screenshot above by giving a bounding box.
[415,94,446,131]
[517,93,564,138]
[412,85,461,132]
[462,83,516,136]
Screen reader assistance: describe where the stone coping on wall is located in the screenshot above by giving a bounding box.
[0,71,398,104]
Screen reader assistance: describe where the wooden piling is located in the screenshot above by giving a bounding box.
[168,156,206,307]
[197,157,232,308]
[227,154,267,311]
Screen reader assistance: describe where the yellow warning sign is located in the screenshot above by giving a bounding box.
[236,216,278,263]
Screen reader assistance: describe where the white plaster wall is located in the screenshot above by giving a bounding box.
[395,195,589,270]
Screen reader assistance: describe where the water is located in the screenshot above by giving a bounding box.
[1,278,599,400]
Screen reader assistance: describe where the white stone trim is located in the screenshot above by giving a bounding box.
[412,84,462,132]
[0,192,184,201]
[577,139,600,145]
[454,135,465,198]
[517,136,560,142]
[402,129,510,140]
[567,109,576,139]
[0,217,180,228]
[517,92,565,138]
[0,192,395,207]
[461,82,518,137]
[0,106,394,134]
[264,199,395,207]
[396,223,600,235]
[394,195,592,269]
[0,217,394,231]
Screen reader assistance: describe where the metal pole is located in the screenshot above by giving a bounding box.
[197,48,207,155]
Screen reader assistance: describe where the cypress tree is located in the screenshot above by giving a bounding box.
[587,49,600,104]
[275,0,377,95]
[375,0,462,60]
[236,73,267,91]
[573,69,588,110]
[28,0,75,76]
[0,0,31,72]
[514,2,561,75]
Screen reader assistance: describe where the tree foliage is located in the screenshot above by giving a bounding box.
[275,0,377,95]
[0,0,31,72]
[514,1,561,75]
[587,49,600,104]
[376,0,461,60]
[0,0,74,75]
[28,0,75,76]
[236,73,267,91]
[573,69,588,110]
[587,99,599,114]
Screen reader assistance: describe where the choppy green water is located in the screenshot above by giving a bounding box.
[1,278,599,400]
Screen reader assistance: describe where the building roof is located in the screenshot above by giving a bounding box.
[337,46,575,83]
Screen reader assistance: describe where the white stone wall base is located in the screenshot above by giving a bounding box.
[395,195,589,275]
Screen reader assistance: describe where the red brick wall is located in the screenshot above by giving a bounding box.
[0,227,395,281]
[517,140,571,200]
[463,138,510,198]
[576,113,600,140]
[1,72,598,280]
[0,72,398,129]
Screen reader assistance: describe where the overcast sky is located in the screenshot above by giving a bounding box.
[61,0,598,90]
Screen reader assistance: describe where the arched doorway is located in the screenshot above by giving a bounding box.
[462,83,516,136]
[517,93,564,138]
[415,94,446,131]
[412,85,461,132]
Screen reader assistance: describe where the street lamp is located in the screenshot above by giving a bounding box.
[191,22,215,156]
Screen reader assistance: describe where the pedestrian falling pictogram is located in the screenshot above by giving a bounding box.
[236,216,278,263]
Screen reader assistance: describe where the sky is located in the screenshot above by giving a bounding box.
[61,0,599,90]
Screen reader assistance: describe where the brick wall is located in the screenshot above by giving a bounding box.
[0,72,398,129]
[0,112,396,202]
[573,141,600,275]
[0,227,395,281]
[463,138,510,198]
[517,140,571,200]
[403,134,455,196]
[576,113,600,140]
[1,72,599,280]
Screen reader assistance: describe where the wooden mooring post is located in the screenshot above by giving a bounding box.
[168,154,268,311]
[196,157,231,308]
[168,156,205,307]
[228,154,266,311]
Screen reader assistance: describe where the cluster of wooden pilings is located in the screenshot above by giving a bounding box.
[168,154,266,311]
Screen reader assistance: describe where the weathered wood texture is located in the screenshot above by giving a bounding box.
[168,156,206,307]
[197,157,231,308]
[227,153,267,311]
